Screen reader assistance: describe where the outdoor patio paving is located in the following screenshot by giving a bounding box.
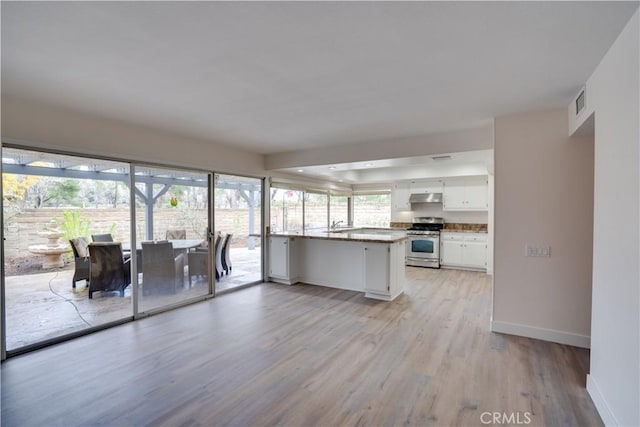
[4,247,262,351]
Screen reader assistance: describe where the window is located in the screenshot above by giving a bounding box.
[304,192,328,230]
[329,194,349,227]
[270,188,303,232]
[353,194,391,227]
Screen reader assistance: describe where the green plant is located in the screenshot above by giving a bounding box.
[108,222,117,240]
[51,210,92,241]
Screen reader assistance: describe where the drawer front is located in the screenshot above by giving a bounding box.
[463,234,487,242]
[440,233,465,241]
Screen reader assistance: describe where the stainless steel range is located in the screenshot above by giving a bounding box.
[406,217,444,268]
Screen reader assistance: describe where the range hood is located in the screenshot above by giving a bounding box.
[409,192,443,204]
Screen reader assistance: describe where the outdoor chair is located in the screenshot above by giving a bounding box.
[166,229,186,240]
[141,240,185,295]
[91,233,131,260]
[187,233,219,285]
[187,249,208,287]
[221,233,233,275]
[69,236,91,289]
[88,242,131,299]
[215,233,226,279]
[91,233,113,242]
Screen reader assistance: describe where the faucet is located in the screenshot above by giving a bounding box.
[331,220,344,229]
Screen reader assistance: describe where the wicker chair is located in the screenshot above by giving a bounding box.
[141,241,185,295]
[215,233,226,280]
[221,233,233,275]
[165,229,186,240]
[88,242,131,299]
[92,233,131,260]
[91,233,113,242]
[187,234,219,286]
[69,237,91,289]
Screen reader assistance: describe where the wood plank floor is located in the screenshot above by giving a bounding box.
[1,267,602,427]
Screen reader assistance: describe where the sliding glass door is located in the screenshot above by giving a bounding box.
[133,166,211,313]
[1,146,263,355]
[214,174,263,292]
[2,147,132,351]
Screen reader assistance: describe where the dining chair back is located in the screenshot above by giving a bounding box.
[88,242,131,299]
[141,241,185,295]
[222,233,233,275]
[166,229,186,240]
[91,233,114,242]
[69,236,90,289]
[215,233,226,279]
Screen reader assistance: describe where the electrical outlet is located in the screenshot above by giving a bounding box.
[525,245,551,257]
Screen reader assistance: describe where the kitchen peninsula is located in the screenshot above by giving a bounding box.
[268,229,407,301]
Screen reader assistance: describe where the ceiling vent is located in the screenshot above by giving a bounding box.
[575,87,586,116]
[431,155,452,161]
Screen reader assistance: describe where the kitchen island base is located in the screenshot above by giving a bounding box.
[268,234,406,301]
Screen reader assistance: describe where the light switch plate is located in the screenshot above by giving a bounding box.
[526,245,551,257]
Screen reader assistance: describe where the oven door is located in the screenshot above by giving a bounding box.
[406,235,440,268]
[406,235,440,259]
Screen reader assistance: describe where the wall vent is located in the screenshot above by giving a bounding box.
[431,155,452,161]
[575,88,586,116]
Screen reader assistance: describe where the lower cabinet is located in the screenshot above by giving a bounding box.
[268,235,406,301]
[363,240,405,301]
[440,232,487,270]
[268,236,297,284]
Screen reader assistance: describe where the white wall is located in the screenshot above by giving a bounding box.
[1,97,265,176]
[493,108,594,349]
[571,11,639,427]
[265,124,494,169]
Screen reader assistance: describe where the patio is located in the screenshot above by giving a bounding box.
[4,247,262,351]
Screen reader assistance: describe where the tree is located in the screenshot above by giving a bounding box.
[2,174,39,202]
[48,180,81,207]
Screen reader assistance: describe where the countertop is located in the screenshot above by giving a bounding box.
[269,230,407,244]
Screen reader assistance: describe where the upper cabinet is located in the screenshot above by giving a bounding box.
[409,179,443,194]
[392,182,411,211]
[443,177,488,211]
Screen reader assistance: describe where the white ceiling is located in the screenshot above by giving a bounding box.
[2,2,638,155]
[279,149,494,184]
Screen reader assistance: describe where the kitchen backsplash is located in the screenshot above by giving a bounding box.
[390,222,412,229]
[390,221,488,232]
[443,223,488,232]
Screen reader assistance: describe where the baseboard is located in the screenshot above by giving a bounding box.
[587,374,619,426]
[491,320,590,348]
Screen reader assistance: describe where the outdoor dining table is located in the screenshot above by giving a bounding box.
[121,239,204,253]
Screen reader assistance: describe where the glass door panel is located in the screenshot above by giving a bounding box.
[133,166,210,313]
[2,147,132,351]
[214,174,262,292]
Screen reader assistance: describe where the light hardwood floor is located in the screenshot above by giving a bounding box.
[1,267,602,427]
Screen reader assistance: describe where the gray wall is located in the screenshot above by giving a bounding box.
[493,108,594,347]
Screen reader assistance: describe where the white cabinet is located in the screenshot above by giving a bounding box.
[443,177,488,211]
[441,235,464,265]
[440,232,487,270]
[269,236,297,284]
[363,240,405,301]
[363,244,389,295]
[409,180,443,194]
[392,182,411,211]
